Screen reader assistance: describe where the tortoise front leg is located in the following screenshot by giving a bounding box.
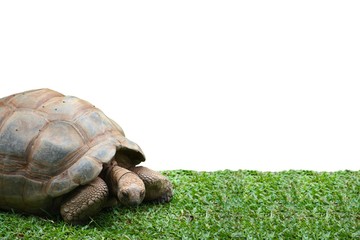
[60,177,108,224]
[130,166,173,203]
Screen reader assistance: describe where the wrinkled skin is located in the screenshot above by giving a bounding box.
[60,159,173,224]
[0,88,173,225]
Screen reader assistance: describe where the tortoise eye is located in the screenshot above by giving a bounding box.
[122,191,129,198]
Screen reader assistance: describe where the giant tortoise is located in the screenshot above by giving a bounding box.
[0,88,173,224]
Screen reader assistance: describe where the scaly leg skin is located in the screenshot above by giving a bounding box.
[60,177,108,224]
[131,166,173,203]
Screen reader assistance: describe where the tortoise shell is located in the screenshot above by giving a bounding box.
[0,88,145,213]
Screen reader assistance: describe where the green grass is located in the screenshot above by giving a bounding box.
[0,170,359,239]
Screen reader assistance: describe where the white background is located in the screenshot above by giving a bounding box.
[1,1,359,171]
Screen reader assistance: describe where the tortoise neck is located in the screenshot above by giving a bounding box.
[102,163,133,196]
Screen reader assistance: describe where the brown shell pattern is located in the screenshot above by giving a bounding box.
[0,89,144,213]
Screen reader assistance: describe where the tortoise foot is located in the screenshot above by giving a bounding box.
[131,166,173,203]
[60,177,108,224]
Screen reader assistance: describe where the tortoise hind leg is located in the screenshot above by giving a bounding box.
[60,177,108,224]
[130,166,173,203]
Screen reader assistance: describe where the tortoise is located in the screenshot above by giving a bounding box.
[0,88,173,224]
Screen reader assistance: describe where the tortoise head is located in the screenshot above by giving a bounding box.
[117,171,145,206]
[105,138,146,205]
[106,164,145,206]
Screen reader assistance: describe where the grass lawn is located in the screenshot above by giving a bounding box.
[0,170,359,239]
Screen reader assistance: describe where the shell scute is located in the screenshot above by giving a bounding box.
[0,174,27,208]
[4,88,63,109]
[38,95,94,121]
[75,110,117,140]
[0,111,47,158]
[0,102,10,127]
[0,88,146,214]
[29,121,85,178]
[48,155,103,197]
[86,143,116,163]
